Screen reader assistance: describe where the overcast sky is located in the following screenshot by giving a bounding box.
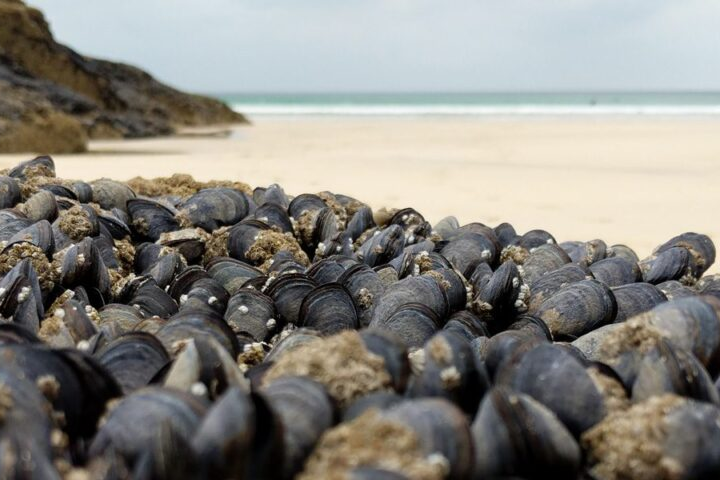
[28,0,720,94]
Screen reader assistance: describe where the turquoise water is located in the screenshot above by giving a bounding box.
[218,92,720,116]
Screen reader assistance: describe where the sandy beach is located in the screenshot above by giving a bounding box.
[1,116,719,270]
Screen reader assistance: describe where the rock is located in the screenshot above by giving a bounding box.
[0,0,247,153]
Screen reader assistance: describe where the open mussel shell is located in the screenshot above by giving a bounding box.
[521,243,572,285]
[226,289,277,341]
[178,187,249,231]
[193,387,283,479]
[495,343,608,436]
[95,332,170,394]
[127,198,179,241]
[89,386,207,466]
[266,273,318,326]
[472,387,581,480]
[631,339,720,404]
[588,256,641,286]
[298,283,358,335]
[407,331,490,415]
[536,279,617,339]
[262,376,335,479]
[611,282,667,323]
[163,336,248,399]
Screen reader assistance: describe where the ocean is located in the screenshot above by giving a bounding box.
[219,92,720,117]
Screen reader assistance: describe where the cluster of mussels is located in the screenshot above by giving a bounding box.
[0,155,719,480]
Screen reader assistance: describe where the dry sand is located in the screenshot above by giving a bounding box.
[1,116,719,271]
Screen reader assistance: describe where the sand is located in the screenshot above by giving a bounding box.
[1,116,719,272]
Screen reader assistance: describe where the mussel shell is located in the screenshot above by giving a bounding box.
[518,229,556,249]
[606,243,639,263]
[655,232,716,277]
[358,225,406,267]
[443,310,489,341]
[560,239,607,266]
[611,282,667,323]
[95,331,170,394]
[126,198,179,241]
[266,273,318,325]
[89,387,206,465]
[408,331,490,415]
[92,179,136,213]
[155,309,239,357]
[535,279,617,339]
[640,246,692,284]
[632,339,720,404]
[495,343,606,436]
[521,244,572,285]
[371,303,442,349]
[225,289,277,341]
[360,329,411,392]
[254,202,293,233]
[440,233,496,276]
[262,376,334,479]
[657,280,697,300]
[21,190,58,222]
[298,283,358,335]
[472,387,581,480]
[527,263,591,313]
[380,398,474,479]
[339,263,386,328]
[370,275,449,330]
[206,257,262,296]
[588,256,641,287]
[179,188,249,231]
[0,176,21,209]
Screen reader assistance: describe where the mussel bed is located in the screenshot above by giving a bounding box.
[0,156,719,479]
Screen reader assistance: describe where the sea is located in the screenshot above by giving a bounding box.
[219,92,720,117]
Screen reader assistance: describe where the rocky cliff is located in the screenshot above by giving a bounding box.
[0,0,246,153]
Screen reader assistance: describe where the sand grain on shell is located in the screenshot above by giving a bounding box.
[58,205,94,241]
[298,409,445,480]
[581,394,686,480]
[597,315,665,359]
[263,331,392,408]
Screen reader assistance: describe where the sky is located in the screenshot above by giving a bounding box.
[28,0,720,94]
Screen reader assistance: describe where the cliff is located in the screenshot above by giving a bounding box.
[0,0,247,153]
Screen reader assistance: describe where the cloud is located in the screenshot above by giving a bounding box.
[27,0,720,92]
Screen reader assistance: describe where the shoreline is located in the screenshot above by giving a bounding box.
[1,116,718,271]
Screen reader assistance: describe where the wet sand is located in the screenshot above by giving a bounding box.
[1,116,719,270]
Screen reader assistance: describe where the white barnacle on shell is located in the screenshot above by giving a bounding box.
[481,249,491,260]
[190,382,208,397]
[179,294,188,305]
[53,308,66,319]
[266,318,277,330]
[208,296,218,305]
[16,286,31,303]
[238,305,249,314]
